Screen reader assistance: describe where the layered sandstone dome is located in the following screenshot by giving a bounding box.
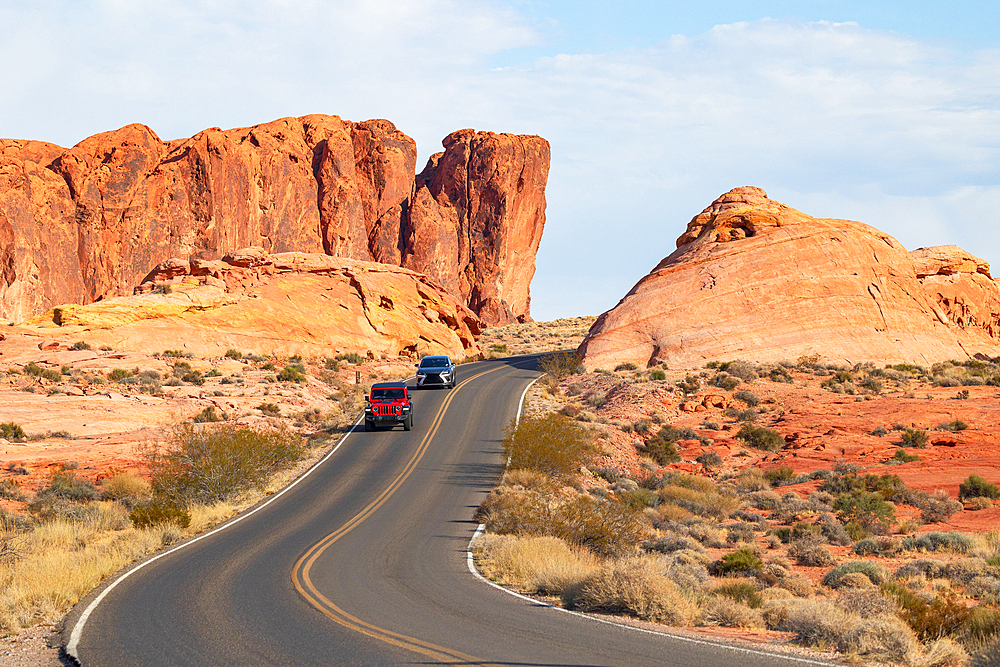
[0,116,549,325]
[578,187,1000,369]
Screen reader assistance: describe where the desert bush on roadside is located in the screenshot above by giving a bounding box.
[713,579,763,608]
[959,475,1000,501]
[700,596,764,629]
[473,533,598,594]
[833,491,895,536]
[920,490,965,523]
[144,423,304,503]
[503,413,593,478]
[562,558,697,625]
[539,351,582,380]
[959,606,1000,652]
[881,581,971,641]
[901,531,977,554]
[920,638,970,667]
[129,499,192,529]
[100,473,151,505]
[735,424,784,451]
[836,587,897,618]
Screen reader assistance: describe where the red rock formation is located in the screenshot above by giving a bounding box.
[912,245,1000,339]
[31,249,482,359]
[403,129,550,324]
[579,187,1000,369]
[0,116,548,325]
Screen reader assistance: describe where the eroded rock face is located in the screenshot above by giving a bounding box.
[30,250,482,359]
[403,129,550,324]
[579,187,1000,369]
[0,116,548,325]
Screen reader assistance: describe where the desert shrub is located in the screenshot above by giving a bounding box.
[881,581,971,641]
[837,588,897,618]
[782,598,858,648]
[902,531,977,554]
[852,536,898,557]
[736,467,770,492]
[643,437,680,465]
[70,341,92,350]
[732,390,760,407]
[776,576,813,598]
[893,448,921,463]
[473,534,598,594]
[900,427,929,448]
[920,638,970,667]
[586,391,607,408]
[969,496,994,511]
[108,367,136,382]
[858,375,883,394]
[842,614,918,665]
[277,364,307,383]
[944,558,989,584]
[643,532,704,554]
[687,523,727,548]
[864,472,906,500]
[614,361,638,372]
[33,469,99,504]
[257,402,281,416]
[725,523,756,544]
[0,422,26,440]
[129,499,191,529]
[748,490,781,511]
[224,349,243,360]
[716,548,762,575]
[503,413,593,478]
[871,425,888,437]
[938,419,970,431]
[921,490,964,523]
[695,451,722,469]
[192,406,222,423]
[539,351,582,380]
[895,558,948,580]
[563,558,697,625]
[100,473,151,504]
[817,514,853,546]
[145,423,304,503]
[791,544,836,567]
[335,352,365,365]
[720,360,759,381]
[676,375,700,394]
[768,367,793,383]
[763,465,795,486]
[959,606,1000,651]
[959,475,1000,501]
[833,491,895,535]
[823,561,890,589]
[735,424,783,451]
[700,596,764,628]
[710,373,740,390]
[648,369,666,381]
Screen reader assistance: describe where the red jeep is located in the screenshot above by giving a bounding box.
[364,382,413,432]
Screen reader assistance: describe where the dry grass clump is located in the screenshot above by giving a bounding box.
[843,614,920,664]
[919,638,971,667]
[700,596,764,629]
[473,534,599,594]
[562,558,697,625]
[99,473,151,505]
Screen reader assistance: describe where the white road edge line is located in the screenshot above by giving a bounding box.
[64,367,433,663]
[464,374,838,667]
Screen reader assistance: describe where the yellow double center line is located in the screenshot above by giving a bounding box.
[292,367,498,665]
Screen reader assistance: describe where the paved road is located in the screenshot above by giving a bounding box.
[66,357,835,666]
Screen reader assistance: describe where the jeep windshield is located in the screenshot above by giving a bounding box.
[371,388,405,399]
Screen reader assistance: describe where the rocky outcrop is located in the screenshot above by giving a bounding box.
[912,245,1000,340]
[0,116,548,325]
[579,187,1000,369]
[403,129,550,324]
[28,249,482,359]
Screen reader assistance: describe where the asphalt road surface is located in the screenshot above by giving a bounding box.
[66,357,838,666]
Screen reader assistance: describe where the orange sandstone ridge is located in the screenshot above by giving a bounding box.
[0,116,549,326]
[579,187,1000,369]
[24,248,482,359]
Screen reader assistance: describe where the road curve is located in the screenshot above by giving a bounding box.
[66,356,837,667]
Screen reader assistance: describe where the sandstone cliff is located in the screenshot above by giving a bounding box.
[578,187,1000,369]
[26,249,482,359]
[0,116,548,325]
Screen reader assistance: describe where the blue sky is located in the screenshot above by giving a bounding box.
[2,1,998,320]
